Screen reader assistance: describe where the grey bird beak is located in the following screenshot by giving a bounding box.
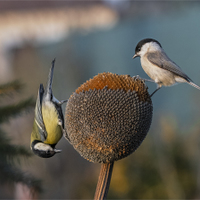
[132,54,138,59]
[54,149,62,153]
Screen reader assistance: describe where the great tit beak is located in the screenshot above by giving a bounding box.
[132,54,138,59]
[54,149,62,153]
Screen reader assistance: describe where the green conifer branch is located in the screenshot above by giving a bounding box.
[0,80,23,96]
[0,97,35,123]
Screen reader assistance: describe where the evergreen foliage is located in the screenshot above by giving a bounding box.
[0,80,42,193]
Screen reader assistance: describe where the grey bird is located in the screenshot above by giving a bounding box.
[133,38,200,96]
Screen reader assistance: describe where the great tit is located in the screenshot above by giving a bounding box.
[31,59,67,158]
[133,38,200,96]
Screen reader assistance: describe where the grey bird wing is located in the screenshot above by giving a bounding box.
[35,84,48,141]
[147,51,191,82]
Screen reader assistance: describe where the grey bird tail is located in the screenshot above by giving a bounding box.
[188,81,200,91]
[45,59,56,100]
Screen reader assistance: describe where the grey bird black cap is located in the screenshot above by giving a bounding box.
[135,38,162,53]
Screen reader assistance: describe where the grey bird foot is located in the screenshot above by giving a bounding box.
[150,87,161,97]
[132,75,143,82]
[132,75,155,83]
[142,78,155,83]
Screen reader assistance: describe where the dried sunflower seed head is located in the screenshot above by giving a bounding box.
[65,72,153,163]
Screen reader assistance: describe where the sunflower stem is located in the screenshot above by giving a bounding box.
[94,162,114,200]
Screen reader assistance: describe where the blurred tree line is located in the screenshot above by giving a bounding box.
[0,81,41,199]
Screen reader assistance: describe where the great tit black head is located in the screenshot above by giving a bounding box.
[31,140,61,158]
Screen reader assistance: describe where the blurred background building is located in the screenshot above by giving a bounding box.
[1,1,200,199]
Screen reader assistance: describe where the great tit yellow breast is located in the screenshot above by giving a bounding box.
[42,101,63,145]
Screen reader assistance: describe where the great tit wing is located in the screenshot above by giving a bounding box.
[53,99,71,142]
[147,51,191,82]
[35,84,48,141]
[54,102,64,129]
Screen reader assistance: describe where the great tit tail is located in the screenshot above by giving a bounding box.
[45,59,56,100]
